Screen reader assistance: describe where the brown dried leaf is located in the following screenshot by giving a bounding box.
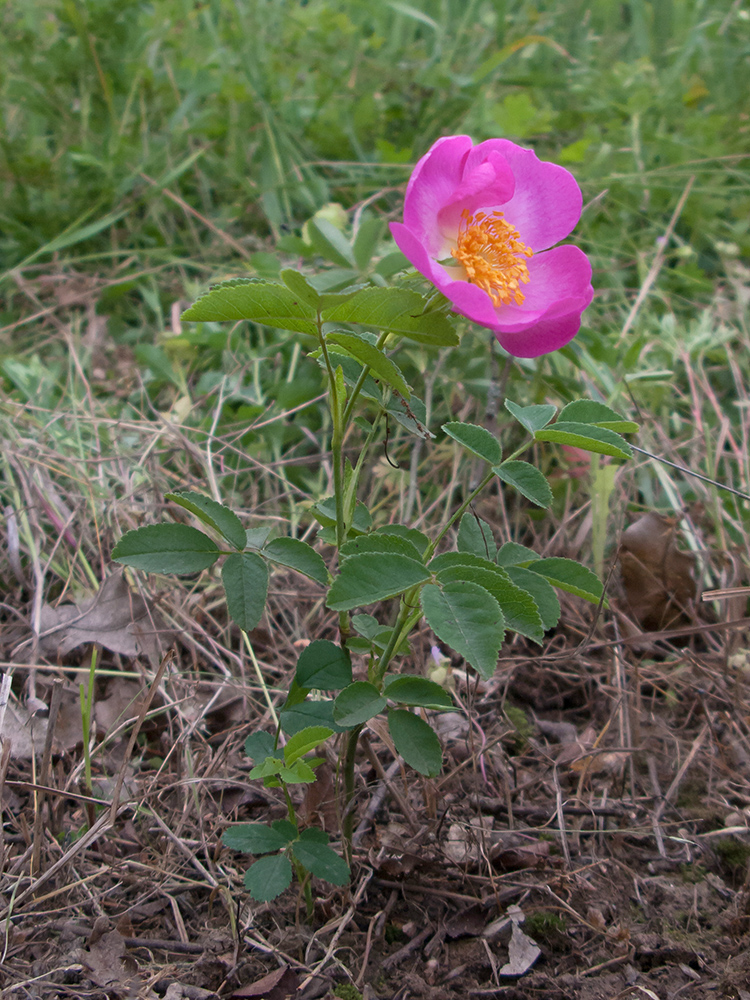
[80,929,139,992]
[38,571,173,664]
[491,840,550,871]
[233,966,299,999]
[0,702,48,759]
[619,512,695,630]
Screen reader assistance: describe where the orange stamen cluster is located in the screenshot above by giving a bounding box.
[451,209,533,306]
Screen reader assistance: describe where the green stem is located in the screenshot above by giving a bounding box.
[423,469,495,562]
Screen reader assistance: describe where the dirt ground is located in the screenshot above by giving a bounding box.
[3,581,750,1000]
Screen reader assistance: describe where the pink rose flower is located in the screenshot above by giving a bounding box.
[390,136,593,358]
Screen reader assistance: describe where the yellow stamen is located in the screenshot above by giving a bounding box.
[451,209,533,307]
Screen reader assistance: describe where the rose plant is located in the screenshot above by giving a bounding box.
[112,136,636,915]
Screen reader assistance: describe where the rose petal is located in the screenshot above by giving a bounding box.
[494,309,585,359]
[478,140,583,251]
[486,246,593,331]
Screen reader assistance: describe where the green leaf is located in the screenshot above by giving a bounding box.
[181,281,317,336]
[333,682,387,727]
[244,731,276,762]
[388,709,442,776]
[558,400,639,433]
[222,552,269,630]
[421,581,505,679]
[504,399,557,433]
[165,491,246,550]
[283,726,334,766]
[295,640,352,690]
[322,287,458,346]
[352,217,385,270]
[312,497,373,535]
[326,553,430,611]
[309,217,357,268]
[528,557,603,604]
[442,422,502,465]
[506,566,561,630]
[280,699,345,736]
[244,854,293,901]
[279,760,317,783]
[264,537,328,586]
[457,513,497,561]
[429,553,543,644]
[535,422,632,461]
[112,525,219,575]
[386,394,433,439]
[279,268,321,308]
[384,675,454,710]
[340,533,423,562]
[246,526,272,549]
[327,331,411,398]
[292,839,350,886]
[318,351,382,403]
[496,542,540,567]
[493,461,553,508]
[223,823,292,854]
[376,525,430,556]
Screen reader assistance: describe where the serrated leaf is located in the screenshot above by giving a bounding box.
[264,537,328,586]
[326,553,430,611]
[244,731,276,762]
[386,394,433,439]
[279,699,345,736]
[244,854,293,901]
[279,760,317,783]
[298,826,330,844]
[340,533,423,561]
[327,332,411,398]
[528,557,603,604]
[312,497,373,535]
[279,269,321,308]
[181,281,317,335]
[558,399,639,433]
[112,524,219,575]
[322,287,458,346]
[504,399,557,433]
[506,566,561,631]
[222,552,269,630]
[457,512,497,560]
[388,709,442,776]
[493,461,553,508]
[246,526,272,549]
[223,823,292,854]
[496,542,540,566]
[442,422,502,465]
[295,640,352,690]
[165,491,246,550]
[333,682,387,727]
[283,726,334,766]
[421,581,504,679]
[535,422,632,461]
[309,217,357,268]
[375,525,430,556]
[429,553,544,644]
[292,840,350,885]
[384,675,454,710]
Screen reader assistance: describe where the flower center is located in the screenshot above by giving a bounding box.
[451,209,533,307]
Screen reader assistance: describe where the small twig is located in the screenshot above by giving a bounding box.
[360,734,419,832]
[31,679,64,877]
[654,722,710,822]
